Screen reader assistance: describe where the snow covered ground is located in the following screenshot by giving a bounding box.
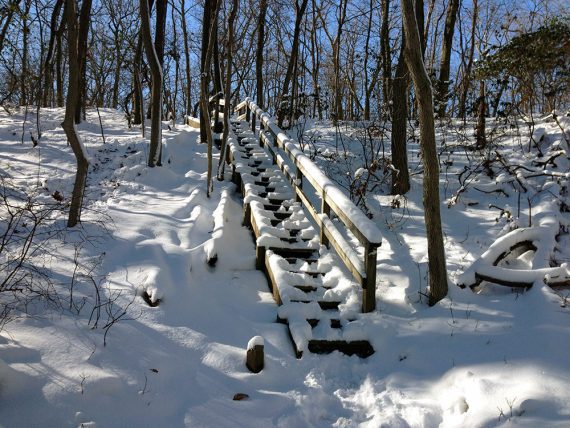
[0,107,569,427]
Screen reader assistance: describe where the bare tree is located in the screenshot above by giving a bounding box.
[62,0,91,227]
[401,0,448,305]
[200,0,221,196]
[140,0,164,167]
[391,0,423,195]
[42,0,64,107]
[218,0,239,180]
[380,0,392,105]
[255,0,268,109]
[390,30,410,195]
[436,0,460,117]
[179,0,192,117]
[74,0,92,124]
[277,0,309,127]
[457,0,478,119]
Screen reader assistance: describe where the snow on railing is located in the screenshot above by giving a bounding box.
[236,97,382,312]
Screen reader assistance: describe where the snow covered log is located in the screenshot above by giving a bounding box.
[457,225,570,289]
[204,188,232,267]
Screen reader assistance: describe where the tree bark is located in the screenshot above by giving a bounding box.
[332,0,348,123]
[55,29,64,107]
[180,0,192,117]
[200,0,221,196]
[475,80,486,149]
[380,0,391,106]
[132,33,144,126]
[458,0,478,119]
[199,0,214,143]
[391,30,410,195]
[278,0,308,127]
[42,0,64,107]
[140,0,164,167]
[436,0,460,117]
[218,0,239,180]
[363,0,374,120]
[0,0,18,55]
[255,0,267,109]
[62,0,90,228]
[401,0,448,305]
[309,0,322,119]
[20,0,31,106]
[74,0,92,124]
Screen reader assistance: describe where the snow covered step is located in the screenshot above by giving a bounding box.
[283,317,374,358]
[307,340,374,358]
[268,247,319,259]
[289,300,341,310]
[229,119,374,358]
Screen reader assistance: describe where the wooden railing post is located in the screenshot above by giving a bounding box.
[362,243,377,312]
[295,168,302,203]
[246,103,251,123]
[320,195,330,247]
[251,111,257,134]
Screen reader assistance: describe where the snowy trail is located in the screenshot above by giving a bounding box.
[1,109,570,427]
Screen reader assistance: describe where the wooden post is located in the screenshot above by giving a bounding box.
[243,203,251,227]
[251,112,257,134]
[256,245,266,272]
[246,103,251,123]
[320,194,330,247]
[362,242,377,312]
[295,167,303,203]
[246,336,264,373]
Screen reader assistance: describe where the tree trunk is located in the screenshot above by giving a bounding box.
[74,0,92,124]
[133,34,143,125]
[363,0,373,121]
[199,0,214,143]
[170,4,179,121]
[42,0,64,107]
[458,0,478,119]
[212,32,223,131]
[436,0,460,117]
[255,0,267,109]
[332,0,348,123]
[218,0,239,180]
[62,0,90,228]
[310,0,322,119]
[154,0,167,67]
[154,0,167,127]
[475,80,486,149]
[391,33,410,195]
[0,0,18,55]
[55,30,64,107]
[21,0,31,106]
[278,0,308,127]
[200,0,222,197]
[380,0,391,106]
[401,0,448,305]
[180,0,192,117]
[140,0,164,167]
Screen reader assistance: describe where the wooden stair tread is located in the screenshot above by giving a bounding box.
[268,247,317,259]
[273,212,292,220]
[288,300,341,310]
[308,340,374,358]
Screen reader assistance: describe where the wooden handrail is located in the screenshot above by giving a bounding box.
[236,98,382,312]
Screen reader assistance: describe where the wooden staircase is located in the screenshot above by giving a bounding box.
[227,110,380,358]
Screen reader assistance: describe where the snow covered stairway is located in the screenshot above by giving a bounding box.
[228,102,382,358]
